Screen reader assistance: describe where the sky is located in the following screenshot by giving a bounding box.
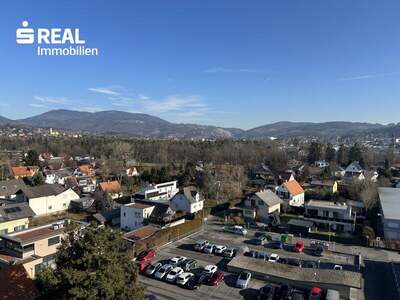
[0,0,399,129]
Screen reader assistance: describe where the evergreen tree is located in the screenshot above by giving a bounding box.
[307,142,322,164]
[24,149,40,166]
[325,143,336,163]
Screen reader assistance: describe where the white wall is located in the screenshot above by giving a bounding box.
[120,205,155,231]
[28,189,79,216]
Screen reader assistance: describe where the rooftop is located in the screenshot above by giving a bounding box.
[252,189,282,207]
[124,225,160,241]
[306,200,348,210]
[0,202,35,222]
[21,184,67,198]
[99,181,121,193]
[126,202,154,209]
[283,180,304,196]
[379,187,400,220]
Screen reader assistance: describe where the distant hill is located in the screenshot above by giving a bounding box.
[0,110,398,139]
[238,121,387,139]
[14,109,243,139]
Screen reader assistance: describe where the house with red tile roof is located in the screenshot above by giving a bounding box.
[275,179,305,207]
[99,180,123,199]
[11,166,39,179]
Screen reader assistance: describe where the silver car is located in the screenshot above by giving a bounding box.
[145,262,163,276]
[236,271,251,289]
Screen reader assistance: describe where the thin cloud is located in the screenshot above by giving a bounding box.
[34,96,68,104]
[78,106,104,113]
[339,72,400,81]
[29,103,49,108]
[88,87,120,95]
[204,67,265,74]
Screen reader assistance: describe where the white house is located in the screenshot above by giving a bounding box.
[170,186,204,214]
[243,189,282,220]
[44,169,72,185]
[275,179,305,207]
[133,180,179,201]
[126,167,139,177]
[343,161,365,182]
[378,187,400,239]
[18,184,80,216]
[120,202,155,231]
[315,160,330,168]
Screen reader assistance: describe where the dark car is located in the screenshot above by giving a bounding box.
[245,250,258,258]
[313,246,324,257]
[269,241,283,249]
[258,284,276,300]
[255,231,272,239]
[287,258,302,267]
[179,258,197,271]
[277,284,291,300]
[303,261,317,269]
[291,290,306,300]
[185,273,209,290]
[278,257,288,264]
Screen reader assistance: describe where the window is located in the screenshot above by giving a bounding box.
[23,244,34,252]
[48,236,60,246]
[14,225,25,232]
[48,205,52,210]
[134,212,141,218]
[123,212,126,217]
[0,228,8,235]
[63,203,67,207]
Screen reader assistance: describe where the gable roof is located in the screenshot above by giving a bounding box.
[283,180,304,196]
[0,179,27,197]
[0,203,35,223]
[252,190,282,207]
[21,184,67,199]
[99,181,121,193]
[0,265,39,300]
[11,166,39,177]
[345,161,363,173]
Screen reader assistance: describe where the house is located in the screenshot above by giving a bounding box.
[378,188,400,239]
[0,203,35,235]
[126,166,139,177]
[0,265,39,300]
[123,225,160,242]
[17,184,80,216]
[99,181,123,199]
[315,160,330,168]
[304,200,356,232]
[170,186,204,214]
[275,179,305,207]
[74,164,95,177]
[44,168,73,185]
[120,202,155,231]
[251,163,275,185]
[287,219,314,235]
[11,166,39,179]
[276,171,295,185]
[343,161,365,182]
[132,180,179,201]
[243,189,282,220]
[332,165,345,178]
[310,179,338,194]
[69,196,95,211]
[0,179,28,201]
[0,220,85,279]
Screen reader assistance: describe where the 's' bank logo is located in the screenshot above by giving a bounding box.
[16,21,98,56]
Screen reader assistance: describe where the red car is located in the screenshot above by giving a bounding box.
[309,287,323,300]
[135,249,156,272]
[208,270,224,286]
[295,241,304,253]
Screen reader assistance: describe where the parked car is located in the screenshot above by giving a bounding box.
[245,250,258,258]
[295,241,304,253]
[277,284,291,300]
[223,248,236,258]
[312,246,324,257]
[309,287,323,300]
[136,249,156,262]
[254,231,272,240]
[194,239,209,251]
[223,225,248,236]
[208,270,224,286]
[258,284,276,300]
[203,264,218,275]
[165,267,184,282]
[169,256,187,266]
[310,241,329,250]
[185,273,208,290]
[136,259,152,272]
[145,262,163,276]
[303,261,317,269]
[326,289,340,300]
[203,244,215,254]
[333,264,343,270]
[292,290,306,300]
[278,257,288,264]
[269,241,283,249]
[254,236,268,245]
[287,258,302,268]
[268,253,279,263]
[214,245,227,255]
[257,252,268,261]
[176,272,194,286]
[236,271,251,288]
[154,264,173,280]
[179,258,197,271]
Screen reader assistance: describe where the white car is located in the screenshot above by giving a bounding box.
[154,264,173,279]
[223,248,236,258]
[223,225,248,236]
[176,272,194,285]
[333,264,343,270]
[165,267,184,282]
[214,245,227,255]
[203,244,215,254]
[169,256,187,265]
[268,253,279,263]
[236,271,251,289]
[203,264,218,275]
[194,239,209,251]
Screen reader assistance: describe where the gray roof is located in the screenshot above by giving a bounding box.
[345,161,363,173]
[0,179,27,197]
[182,186,202,204]
[21,184,67,199]
[252,190,282,207]
[379,187,400,220]
[0,202,35,222]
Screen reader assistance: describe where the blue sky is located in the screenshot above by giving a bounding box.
[0,1,399,129]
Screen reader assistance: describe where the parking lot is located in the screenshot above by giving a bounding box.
[139,222,361,300]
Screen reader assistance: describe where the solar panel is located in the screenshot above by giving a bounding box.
[3,207,22,214]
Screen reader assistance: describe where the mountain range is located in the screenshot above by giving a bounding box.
[0,109,399,139]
